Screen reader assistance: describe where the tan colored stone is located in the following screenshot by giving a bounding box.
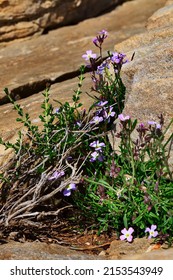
[147,2,173,29]
[0,0,129,42]
[0,238,172,260]
[0,0,168,167]
[107,238,173,260]
[0,241,104,259]
[114,1,173,168]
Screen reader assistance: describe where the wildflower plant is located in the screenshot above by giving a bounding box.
[0,29,172,246]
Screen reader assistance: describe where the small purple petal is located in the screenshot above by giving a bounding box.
[145,227,150,233]
[128,227,134,234]
[69,183,76,190]
[90,116,103,124]
[82,50,97,61]
[148,121,156,125]
[127,235,133,242]
[120,235,126,241]
[118,114,130,121]
[96,101,108,107]
[63,189,71,196]
[151,225,157,231]
[121,228,127,235]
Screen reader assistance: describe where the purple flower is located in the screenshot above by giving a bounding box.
[90,151,104,162]
[96,65,105,75]
[92,30,108,47]
[89,140,105,151]
[148,121,156,125]
[104,107,116,119]
[49,170,65,180]
[120,227,134,242]
[148,121,161,129]
[99,29,108,36]
[82,50,97,61]
[111,52,127,64]
[145,225,158,239]
[118,113,130,122]
[55,108,60,114]
[76,121,82,127]
[90,116,103,125]
[95,100,108,107]
[63,183,76,196]
[92,37,99,46]
[96,60,110,75]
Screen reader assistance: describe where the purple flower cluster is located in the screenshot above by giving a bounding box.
[111,52,127,65]
[89,140,105,162]
[90,103,116,125]
[120,225,158,242]
[110,52,128,73]
[92,29,108,48]
[148,120,161,129]
[96,60,110,75]
[48,171,76,197]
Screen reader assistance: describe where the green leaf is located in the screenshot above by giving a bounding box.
[123,213,128,228]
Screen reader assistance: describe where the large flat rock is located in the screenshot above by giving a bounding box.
[0,0,168,166]
[0,0,128,43]
[0,0,166,102]
[0,238,173,260]
[114,0,173,166]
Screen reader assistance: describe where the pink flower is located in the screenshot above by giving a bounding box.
[145,225,158,239]
[120,227,134,242]
[82,50,97,61]
[148,121,161,129]
[118,113,130,122]
[90,116,103,124]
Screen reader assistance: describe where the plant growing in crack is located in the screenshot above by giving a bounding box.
[0,29,173,246]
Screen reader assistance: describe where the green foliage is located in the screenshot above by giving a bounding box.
[0,31,172,245]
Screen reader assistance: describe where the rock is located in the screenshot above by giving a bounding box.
[0,241,104,260]
[0,0,167,167]
[0,0,129,43]
[114,0,173,167]
[0,0,166,102]
[147,2,173,29]
[0,238,172,260]
[106,238,173,260]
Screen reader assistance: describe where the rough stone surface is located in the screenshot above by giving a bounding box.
[114,0,173,167]
[0,0,167,166]
[0,241,104,260]
[0,0,166,101]
[0,0,128,42]
[106,238,173,260]
[147,1,173,29]
[0,238,173,260]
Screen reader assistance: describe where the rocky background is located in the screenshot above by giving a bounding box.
[0,0,173,259]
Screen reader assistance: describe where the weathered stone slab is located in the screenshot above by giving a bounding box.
[114,1,173,166]
[0,241,104,260]
[0,0,168,166]
[106,238,173,260]
[0,0,166,102]
[0,0,129,42]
